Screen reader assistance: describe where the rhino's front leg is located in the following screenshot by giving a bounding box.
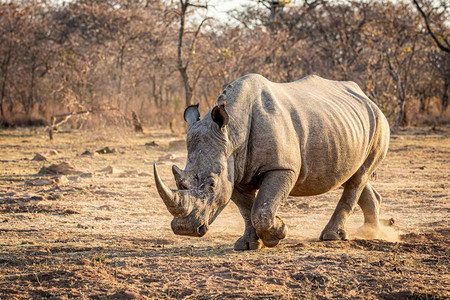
[231,186,263,251]
[251,170,296,247]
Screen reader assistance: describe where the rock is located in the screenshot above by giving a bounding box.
[32,153,48,161]
[38,162,82,175]
[381,218,395,226]
[81,150,94,156]
[26,178,55,186]
[68,176,81,182]
[145,141,158,147]
[48,193,63,201]
[51,175,68,185]
[80,173,93,178]
[64,209,80,214]
[96,147,117,154]
[158,154,177,161]
[98,165,122,174]
[94,216,111,221]
[44,150,59,156]
[77,224,89,229]
[98,205,111,211]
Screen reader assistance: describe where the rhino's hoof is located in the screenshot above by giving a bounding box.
[260,223,288,248]
[234,238,263,251]
[320,229,348,241]
[261,237,281,248]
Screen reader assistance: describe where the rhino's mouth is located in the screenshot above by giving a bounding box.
[171,217,209,237]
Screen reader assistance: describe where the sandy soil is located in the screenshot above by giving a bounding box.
[0,126,448,299]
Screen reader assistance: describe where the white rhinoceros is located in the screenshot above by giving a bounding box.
[154,74,390,250]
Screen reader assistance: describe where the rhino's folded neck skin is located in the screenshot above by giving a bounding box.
[214,77,261,184]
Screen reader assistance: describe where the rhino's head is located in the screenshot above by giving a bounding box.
[154,103,233,237]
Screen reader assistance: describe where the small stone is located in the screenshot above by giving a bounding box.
[44,150,59,156]
[64,209,80,214]
[32,153,48,161]
[52,175,68,185]
[158,154,177,161]
[145,141,158,147]
[26,178,54,186]
[38,162,81,175]
[96,147,117,154]
[98,205,111,211]
[94,216,111,221]
[68,176,81,182]
[77,224,89,229]
[98,166,121,174]
[48,193,63,201]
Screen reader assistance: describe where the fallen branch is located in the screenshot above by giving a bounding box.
[48,110,93,140]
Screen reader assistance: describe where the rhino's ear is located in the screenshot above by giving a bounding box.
[184,104,200,127]
[211,102,229,130]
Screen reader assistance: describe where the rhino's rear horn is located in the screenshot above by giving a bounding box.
[172,165,188,190]
[154,164,192,218]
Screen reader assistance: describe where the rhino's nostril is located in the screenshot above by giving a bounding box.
[197,224,208,237]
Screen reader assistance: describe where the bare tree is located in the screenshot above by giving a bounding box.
[176,0,210,107]
[412,0,450,53]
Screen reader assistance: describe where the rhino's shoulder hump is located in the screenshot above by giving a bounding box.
[236,74,269,86]
[294,74,323,83]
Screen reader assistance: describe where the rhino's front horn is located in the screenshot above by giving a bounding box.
[154,163,192,218]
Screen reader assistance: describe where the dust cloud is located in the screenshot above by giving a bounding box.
[353,223,400,242]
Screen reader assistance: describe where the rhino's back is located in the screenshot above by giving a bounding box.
[232,74,388,195]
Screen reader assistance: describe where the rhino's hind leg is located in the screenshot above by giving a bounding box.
[251,170,296,247]
[355,182,384,238]
[231,186,263,251]
[320,176,367,241]
[358,182,381,226]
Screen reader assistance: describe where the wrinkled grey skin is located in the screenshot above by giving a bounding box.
[154,74,390,250]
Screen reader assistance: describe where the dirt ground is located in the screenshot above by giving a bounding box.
[0,125,448,299]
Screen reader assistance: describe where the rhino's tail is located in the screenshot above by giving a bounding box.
[371,171,377,181]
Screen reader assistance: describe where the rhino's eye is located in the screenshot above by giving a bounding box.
[179,181,189,190]
[199,177,215,190]
[206,177,216,188]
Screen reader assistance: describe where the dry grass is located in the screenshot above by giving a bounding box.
[0,126,449,299]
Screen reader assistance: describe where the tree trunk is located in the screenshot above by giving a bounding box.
[0,47,11,120]
[26,63,36,117]
[396,99,407,127]
[441,78,449,112]
[177,0,193,107]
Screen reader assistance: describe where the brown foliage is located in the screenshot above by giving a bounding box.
[0,0,448,128]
